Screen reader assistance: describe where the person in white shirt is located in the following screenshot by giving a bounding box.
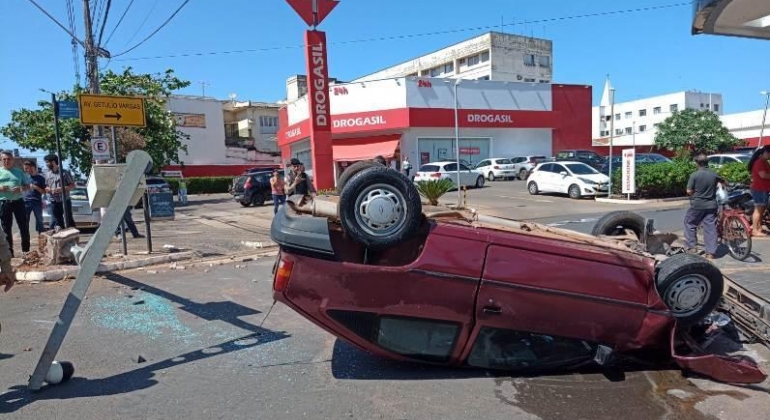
[402,157,412,177]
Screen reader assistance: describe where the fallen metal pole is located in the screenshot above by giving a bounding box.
[28,151,152,391]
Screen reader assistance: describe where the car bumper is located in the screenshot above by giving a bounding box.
[492,170,517,177]
[270,204,334,255]
[581,184,609,196]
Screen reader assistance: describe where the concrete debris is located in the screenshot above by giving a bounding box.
[241,241,264,249]
[134,355,147,364]
[133,300,145,305]
[146,270,157,274]
[163,244,180,253]
[41,228,80,265]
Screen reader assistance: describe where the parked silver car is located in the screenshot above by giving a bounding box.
[43,186,101,229]
[510,155,548,180]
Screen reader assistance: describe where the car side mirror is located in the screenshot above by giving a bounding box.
[560,171,568,176]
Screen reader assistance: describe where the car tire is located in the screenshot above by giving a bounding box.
[590,211,646,239]
[475,176,485,189]
[519,169,528,180]
[487,172,496,182]
[527,181,539,195]
[252,194,265,206]
[339,166,422,250]
[240,200,251,207]
[568,184,582,199]
[337,160,385,192]
[655,253,723,326]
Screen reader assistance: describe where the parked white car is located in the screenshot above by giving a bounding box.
[527,161,610,199]
[473,158,517,181]
[707,153,750,168]
[510,155,548,180]
[414,161,486,189]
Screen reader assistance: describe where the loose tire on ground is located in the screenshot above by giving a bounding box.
[655,253,723,326]
[591,211,646,239]
[337,160,386,192]
[339,166,422,250]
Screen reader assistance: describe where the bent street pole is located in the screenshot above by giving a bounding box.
[28,150,152,391]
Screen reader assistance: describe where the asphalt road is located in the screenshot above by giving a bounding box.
[2,256,770,420]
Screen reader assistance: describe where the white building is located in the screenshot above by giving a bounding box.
[592,84,723,148]
[721,109,769,147]
[165,95,282,176]
[352,31,553,84]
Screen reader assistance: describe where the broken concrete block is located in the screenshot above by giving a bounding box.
[40,228,80,265]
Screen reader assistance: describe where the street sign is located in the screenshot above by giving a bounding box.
[78,94,146,127]
[91,137,111,161]
[56,101,80,119]
[621,148,636,195]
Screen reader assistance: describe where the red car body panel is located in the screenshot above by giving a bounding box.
[273,218,767,383]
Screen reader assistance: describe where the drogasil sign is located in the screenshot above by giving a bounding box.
[467,113,514,124]
[310,42,328,128]
[333,115,387,128]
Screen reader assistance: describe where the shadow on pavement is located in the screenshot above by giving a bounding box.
[0,273,290,413]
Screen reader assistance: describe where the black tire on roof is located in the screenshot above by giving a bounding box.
[338,166,422,250]
[336,160,386,192]
[591,211,646,239]
[655,253,723,326]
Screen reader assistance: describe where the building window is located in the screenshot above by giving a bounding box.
[524,54,536,67]
[624,112,632,119]
[714,104,720,112]
[225,123,238,138]
[480,51,490,62]
[443,62,454,74]
[259,115,279,134]
[615,113,620,121]
[430,67,441,77]
[625,127,632,135]
[477,75,490,80]
[524,78,535,82]
[639,125,646,132]
[670,104,678,112]
[615,129,623,135]
[538,55,550,68]
[653,107,662,115]
[639,109,647,117]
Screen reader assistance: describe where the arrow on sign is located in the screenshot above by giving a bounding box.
[105,112,122,121]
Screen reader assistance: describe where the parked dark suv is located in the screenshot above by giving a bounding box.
[555,150,606,169]
[231,170,284,207]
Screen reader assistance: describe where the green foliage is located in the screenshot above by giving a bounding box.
[166,177,233,195]
[716,162,751,185]
[416,179,454,205]
[654,108,743,156]
[0,68,190,176]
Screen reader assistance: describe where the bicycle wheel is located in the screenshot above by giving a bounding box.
[723,215,752,261]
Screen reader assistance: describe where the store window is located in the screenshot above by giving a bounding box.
[417,137,491,167]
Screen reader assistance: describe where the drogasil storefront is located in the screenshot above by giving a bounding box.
[278,77,593,185]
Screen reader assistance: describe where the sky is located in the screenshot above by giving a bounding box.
[1,0,770,154]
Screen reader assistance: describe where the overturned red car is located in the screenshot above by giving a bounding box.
[271,163,767,384]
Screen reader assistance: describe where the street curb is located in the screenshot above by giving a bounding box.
[595,196,689,205]
[16,251,199,282]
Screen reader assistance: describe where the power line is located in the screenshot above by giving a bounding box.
[114,1,689,61]
[103,0,136,47]
[112,0,192,58]
[24,0,84,48]
[65,0,81,85]
[96,0,113,47]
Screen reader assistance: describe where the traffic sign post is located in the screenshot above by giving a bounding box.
[77,94,146,127]
[56,101,80,119]
[90,137,111,161]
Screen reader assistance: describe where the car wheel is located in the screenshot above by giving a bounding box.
[568,184,582,199]
[252,194,265,206]
[527,181,539,195]
[655,253,723,326]
[339,166,422,250]
[475,176,485,189]
[337,160,386,192]
[487,172,496,182]
[240,200,252,207]
[519,169,528,180]
[590,211,646,239]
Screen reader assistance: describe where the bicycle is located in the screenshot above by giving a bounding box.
[698,196,753,261]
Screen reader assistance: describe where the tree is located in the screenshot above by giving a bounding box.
[654,108,743,156]
[1,68,190,176]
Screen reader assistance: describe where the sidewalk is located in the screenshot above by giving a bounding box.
[708,235,770,300]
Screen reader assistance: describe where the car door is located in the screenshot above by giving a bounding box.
[460,163,476,185]
[550,163,570,193]
[460,233,653,369]
[443,163,461,186]
[534,163,555,191]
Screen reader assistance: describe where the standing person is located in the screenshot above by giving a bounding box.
[0,223,16,334]
[23,161,46,235]
[270,169,286,215]
[43,154,76,229]
[284,158,301,193]
[115,207,144,239]
[0,151,31,258]
[402,156,412,177]
[178,177,188,206]
[683,153,726,259]
[748,145,770,237]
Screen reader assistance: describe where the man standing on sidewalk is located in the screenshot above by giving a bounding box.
[23,161,46,235]
[0,151,31,258]
[43,154,76,229]
[684,153,725,259]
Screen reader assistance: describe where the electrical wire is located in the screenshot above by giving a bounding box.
[112,0,192,57]
[97,0,113,47]
[114,1,689,61]
[103,0,136,47]
[65,0,81,85]
[24,0,84,48]
[121,0,160,50]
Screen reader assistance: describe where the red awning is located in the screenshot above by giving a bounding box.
[332,134,401,162]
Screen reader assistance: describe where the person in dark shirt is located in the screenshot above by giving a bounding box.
[22,161,46,234]
[684,153,726,259]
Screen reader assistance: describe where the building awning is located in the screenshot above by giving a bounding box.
[693,0,770,39]
[333,134,401,162]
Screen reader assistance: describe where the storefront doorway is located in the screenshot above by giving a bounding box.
[417,137,491,167]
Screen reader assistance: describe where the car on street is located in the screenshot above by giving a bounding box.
[509,155,548,180]
[473,158,517,181]
[43,186,100,229]
[413,161,485,189]
[269,165,766,384]
[231,169,285,207]
[527,161,610,199]
[554,149,606,169]
[707,153,750,168]
[599,153,672,175]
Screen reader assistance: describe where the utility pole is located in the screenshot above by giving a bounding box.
[83,0,100,97]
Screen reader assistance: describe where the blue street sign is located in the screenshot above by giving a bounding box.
[57,100,79,119]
